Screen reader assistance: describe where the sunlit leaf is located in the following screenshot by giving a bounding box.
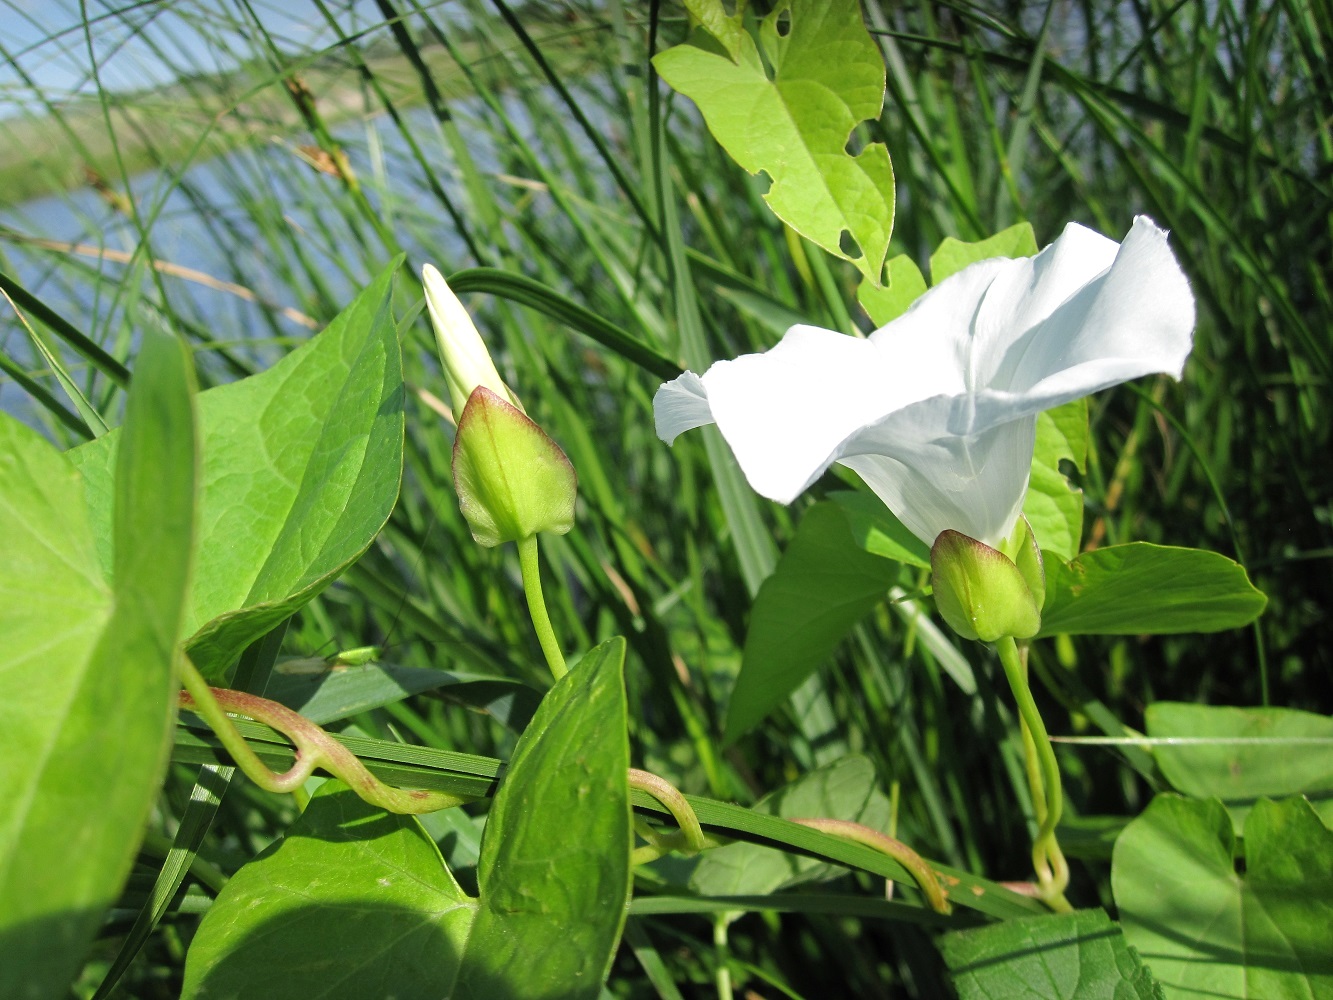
[0,328,195,998]
[452,637,631,1000]
[1037,543,1266,636]
[1146,703,1333,829]
[70,260,405,681]
[655,0,894,285]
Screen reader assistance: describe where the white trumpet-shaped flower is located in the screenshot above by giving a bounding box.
[654,216,1195,547]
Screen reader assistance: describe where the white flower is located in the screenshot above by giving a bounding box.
[422,264,516,419]
[654,216,1195,548]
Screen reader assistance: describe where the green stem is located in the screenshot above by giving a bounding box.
[995,636,1072,912]
[179,657,469,814]
[518,534,567,680]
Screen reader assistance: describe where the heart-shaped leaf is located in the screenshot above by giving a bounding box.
[182,781,476,999]
[0,328,196,998]
[1114,794,1333,999]
[70,260,405,681]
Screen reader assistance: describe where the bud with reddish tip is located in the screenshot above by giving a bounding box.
[930,519,1044,642]
[452,386,577,547]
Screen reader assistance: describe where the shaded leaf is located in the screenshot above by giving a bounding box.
[266,659,541,731]
[1113,795,1333,999]
[655,0,894,285]
[941,909,1162,999]
[726,502,900,743]
[689,754,892,895]
[830,490,931,569]
[1037,543,1267,637]
[0,328,195,998]
[181,782,475,1000]
[452,638,631,1000]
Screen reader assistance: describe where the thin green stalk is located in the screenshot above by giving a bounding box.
[518,534,567,680]
[995,636,1071,912]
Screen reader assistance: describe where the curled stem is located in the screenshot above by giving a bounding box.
[791,818,953,915]
[518,534,567,680]
[629,768,707,858]
[179,657,469,815]
[996,636,1072,912]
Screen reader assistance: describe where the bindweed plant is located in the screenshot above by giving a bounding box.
[0,1,1328,998]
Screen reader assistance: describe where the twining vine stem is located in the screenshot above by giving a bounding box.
[995,635,1072,912]
[178,656,469,814]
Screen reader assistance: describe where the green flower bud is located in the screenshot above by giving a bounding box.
[452,386,577,547]
[930,528,1042,642]
[422,264,518,419]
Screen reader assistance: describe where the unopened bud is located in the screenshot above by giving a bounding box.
[931,528,1042,642]
[452,386,577,547]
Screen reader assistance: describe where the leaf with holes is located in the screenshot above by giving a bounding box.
[655,0,894,285]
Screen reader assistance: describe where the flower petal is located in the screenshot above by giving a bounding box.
[842,406,1037,546]
[653,371,714,444]
[657,326,894,503]
[969,216,1194,429]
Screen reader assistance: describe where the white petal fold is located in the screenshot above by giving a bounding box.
[653,216,1195,547]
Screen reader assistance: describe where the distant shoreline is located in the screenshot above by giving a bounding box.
[0,27,597,205]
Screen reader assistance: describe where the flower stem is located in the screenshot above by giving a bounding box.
[995,636,1072,912]
[518,534,567,680]
[179,657,470,814]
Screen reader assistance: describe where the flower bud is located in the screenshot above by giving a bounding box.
[930,529,1041,642]
[452,386,577,547]
[422,264,517,419]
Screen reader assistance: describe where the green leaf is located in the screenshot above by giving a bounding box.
[856,254,927,326]
[1114,795,1333,999]
[654,0,894,285]
[689,754,892,895]
[726,502,900,743]
[1024,398,1088,562]
[829,489,932,569]
[941,909,1162,999]
[266,659,541,730]
[452,637,631,1000]
[1036,543,1267,637]
[70,260,405,681]
[0,327,196,999]
[181,781,475,1000]
[929,222,1039,284]
[1146,703,1333,828]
